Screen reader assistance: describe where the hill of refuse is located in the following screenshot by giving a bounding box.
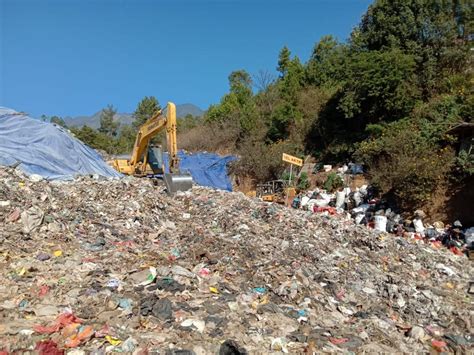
[0,107,122,180]
[0,167,472,353]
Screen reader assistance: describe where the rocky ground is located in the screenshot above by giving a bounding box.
[0,167,472,354]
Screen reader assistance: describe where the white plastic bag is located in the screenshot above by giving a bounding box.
[301,196,310,207]
[336,191,345,208]
[374,215,387,232]
[413,218,425,234]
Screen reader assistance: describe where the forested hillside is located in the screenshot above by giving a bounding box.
[179,0,473,213]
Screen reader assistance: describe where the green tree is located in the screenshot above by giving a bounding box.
[133,96,161,129]
[177,114,200,132]
[206,70,257,133]
[50,116,67,128]
[229,70,253,103]
[99,105,119,137]
[71,125,98,147]
[268,55,305,142]
[306,35,347,87]
[338,49,420,123]
[116,125,136,153]
[351,0,472,97]
[277,46,291,77]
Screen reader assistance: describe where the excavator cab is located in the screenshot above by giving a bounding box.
[147,145,165,175]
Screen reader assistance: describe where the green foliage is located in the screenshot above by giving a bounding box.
[352,0,472,97]
[133,96,161,129]
[277,46,291,77]
[306,35,347,87]
[98,105,119,137]
[71,126,108,152]
[178,0,473,212]
[115,125,136,153]
[297,172,310,190]
[231,131,300,182]
[455,150,474,176]
[323,172,343,192]
[267,55,305,141]
[281,171,291,183]
[354,96,462,209]
[206,70,257,133]
[48,116,67,128]
[339,49,419,122]
[177,114,200,133]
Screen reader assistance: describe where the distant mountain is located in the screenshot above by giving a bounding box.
[176,103,205,118]
[63,103,204,129]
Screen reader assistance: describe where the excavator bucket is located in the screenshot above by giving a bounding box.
[163,172,193,194]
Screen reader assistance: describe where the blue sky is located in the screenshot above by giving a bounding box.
[0,0,372,117]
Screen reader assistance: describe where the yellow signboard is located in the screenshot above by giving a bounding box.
[282,153,303,167]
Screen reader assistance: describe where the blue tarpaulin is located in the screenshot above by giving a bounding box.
[0,107,122,180]
[0,107,236,190]
[165,151,236,191]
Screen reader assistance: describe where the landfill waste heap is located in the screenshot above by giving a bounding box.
[0,167,472,354]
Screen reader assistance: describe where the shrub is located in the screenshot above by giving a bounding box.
[297,172,310,190]
[178,120,240,154]
[323,172,343,192]
[355,116,456,209]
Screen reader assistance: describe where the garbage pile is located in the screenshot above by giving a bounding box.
[294,171,473,257]
[0,166,473,353]
[0,107,122,180]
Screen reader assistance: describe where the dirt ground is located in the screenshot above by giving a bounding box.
[421,176,474,226]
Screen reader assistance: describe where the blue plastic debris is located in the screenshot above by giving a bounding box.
[253,287,267,294]
[118,298,133,310]
[164,151,236,191]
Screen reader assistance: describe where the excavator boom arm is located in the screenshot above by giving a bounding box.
[129,111,166,166]
[166,102,179,173]
[110,101,192,193]
[128,102,178,170]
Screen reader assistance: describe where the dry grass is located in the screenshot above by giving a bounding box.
[178,121,240,155]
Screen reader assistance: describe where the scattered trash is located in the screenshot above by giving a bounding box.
[219,339,248,355]
[271,337,289,353]
[0,167,471,353]
[21,206,44,233]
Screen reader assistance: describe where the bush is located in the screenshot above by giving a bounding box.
[232,138,297,182]
[455,150,474,177]
[177,120,240,154]
[297,172,310,190]
[323,172,343,192]
[355,115,457,209]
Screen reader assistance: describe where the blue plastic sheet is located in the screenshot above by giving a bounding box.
[0,107,122,180]
[164,151,236,191]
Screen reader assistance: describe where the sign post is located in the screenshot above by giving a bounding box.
[282,153,303,206]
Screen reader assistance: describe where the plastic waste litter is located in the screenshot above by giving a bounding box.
[374,215,387,232]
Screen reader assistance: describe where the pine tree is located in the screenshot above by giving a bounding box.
[99,104,119,137]
[133,96,161,129]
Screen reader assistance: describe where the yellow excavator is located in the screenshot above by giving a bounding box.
[110,102,193,193]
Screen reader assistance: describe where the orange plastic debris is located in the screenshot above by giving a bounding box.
[33,312,83,334]
[431,339,447,350]
[64,325,94,348]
